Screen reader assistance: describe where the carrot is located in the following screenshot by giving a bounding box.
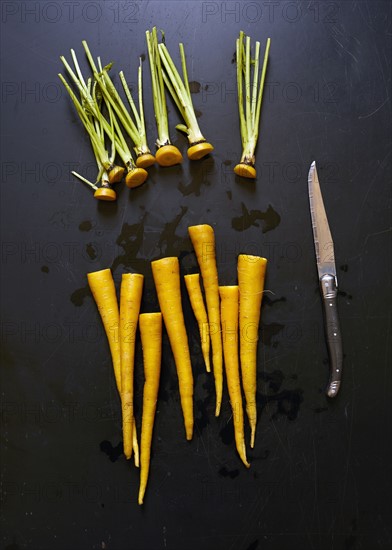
[138,312,162,505]
[132,417,140,467]
[237,254,267,448]
[87,269,121,391]
[151,257,194,440]
[88,268,141,465]
[184,274,210,372]
[188,225,222,416]
[119,273,144,460]
[219,286,249,468]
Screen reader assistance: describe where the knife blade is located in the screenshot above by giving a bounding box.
[308,161,343,397]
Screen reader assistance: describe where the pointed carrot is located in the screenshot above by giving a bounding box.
[138,312,162,505]
[151,257,194,440]
[87,269,121,391]
[237,254,267,448]
[132,418,140,467]
[119,273,144,460]
[219,286,249,468]
[184,274,210,372]
[88,268,141,465]
[188,225,223,415]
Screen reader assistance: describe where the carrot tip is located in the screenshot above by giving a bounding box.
[93,187,117,201]
[155,144,183,166]
[125,167,148,188]
[187,142,214,160]
[136,153,156,168]
[234,163,256,179]
[250,429,256,449]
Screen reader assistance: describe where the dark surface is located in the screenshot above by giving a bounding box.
[1,1,391,549]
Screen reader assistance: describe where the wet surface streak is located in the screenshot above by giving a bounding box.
[232,203,281,233]
[79,220,92,232]
[189,81,201,93]
[219,421,234,445]
[86,243,97,260]
[219,466,239,479]
[99,440,123,462]
[70,285,90,307]
[158,206,188,255]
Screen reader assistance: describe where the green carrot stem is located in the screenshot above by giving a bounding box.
[179,43,191,100]
[253,38,270,143]
[236,35,247,149]
[245,36,252,141]
[137,61,147,143]
[251,41,260,130]
[158,43,204,143]
[82,40,99,74]
[119,71,140,128]
[71,48,87,90]
[146,28,170,146]
[59,74,107,162]
[71,171,98,190]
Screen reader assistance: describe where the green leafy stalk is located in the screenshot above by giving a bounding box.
[82,40,151,157]
[146,27,172,147]
[158,41,205,145]
[236,32,270,166]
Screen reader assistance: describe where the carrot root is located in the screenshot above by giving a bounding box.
[184,273,210,372]
[237,254,267,448]
[138,312,162,505]
[120,273,144,460]
[188,225,222,416]
[220,285,250,468]
[152,257,194,440]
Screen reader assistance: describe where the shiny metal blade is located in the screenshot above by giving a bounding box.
[308,161,337,280]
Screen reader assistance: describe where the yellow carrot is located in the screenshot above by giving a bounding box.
[151,257,194,440]
[87,269,121,391]
[88,268,141,464]
[184,274,210,372]
[138,312,162,505]
[237,254,267,448]
[219,286,249,468]
[133,417,140,467]
[119,273,144,460]
[188,225,222,416]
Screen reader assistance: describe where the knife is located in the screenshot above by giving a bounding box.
[308,161,343,397]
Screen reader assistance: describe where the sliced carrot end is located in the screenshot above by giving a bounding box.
[136,153,156,168]
[234,163,256,179]
[187,142,214,160]
[156,145,183,166]
[125,168,148,188]
[94,187,117,201]
[108,166,125,183]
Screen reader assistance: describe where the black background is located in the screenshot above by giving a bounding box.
[1,1,391,549]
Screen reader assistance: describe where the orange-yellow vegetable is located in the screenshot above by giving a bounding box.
[119,273,144,460]
[188,225,222,416]
[151,257,194,440]
[87,269,121,391]
[132,418,140,467]
[184,273,210,372]
[219,286,249,468]
[237,254,267,448]
[138,312,162,505]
